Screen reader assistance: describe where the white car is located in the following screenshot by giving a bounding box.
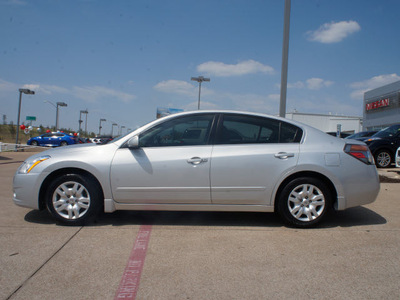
[13,110,380,228]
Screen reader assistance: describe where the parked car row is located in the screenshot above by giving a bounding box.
[27,133,114,147]
[344,125,400,168]
[362,124,400,168]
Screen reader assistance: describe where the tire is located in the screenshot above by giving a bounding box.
[375,150,392,168]
[45,174,102,225]
[31,140,38,146]
[277,177,332,228]
[60,141,68,146]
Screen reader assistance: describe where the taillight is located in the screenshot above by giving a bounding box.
[344,144,374,165]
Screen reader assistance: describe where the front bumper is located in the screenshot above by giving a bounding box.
[13,171,48,210]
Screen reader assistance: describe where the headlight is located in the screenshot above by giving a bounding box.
[18,155,51,174]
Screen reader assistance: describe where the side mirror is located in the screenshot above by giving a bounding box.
[127,136,140,149]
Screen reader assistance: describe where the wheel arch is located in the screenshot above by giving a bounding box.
[274,171,338,210]
[372,146,394,156]
[39,167,105,210]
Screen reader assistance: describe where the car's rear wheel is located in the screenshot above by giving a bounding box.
[277,177,332,228]
[375,150,392,168]
[60,141,68,146]
[45,174,102,225]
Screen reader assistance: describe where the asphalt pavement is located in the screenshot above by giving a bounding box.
[1,151,399,300]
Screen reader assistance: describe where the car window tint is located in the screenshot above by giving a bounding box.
[139,114,214,147]
[217,114,302,144]
[280,122,303,143]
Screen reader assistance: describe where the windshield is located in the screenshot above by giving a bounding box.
[372,125,400,138]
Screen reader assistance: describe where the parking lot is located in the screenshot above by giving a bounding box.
[1,151,400,300]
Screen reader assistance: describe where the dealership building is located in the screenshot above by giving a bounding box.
[363,80,400,130]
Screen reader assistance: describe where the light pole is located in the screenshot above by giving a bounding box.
[16,88,35,149]
[111,123,118,137]
[279,0,291,118]
[99,118,106,135]
[119,125,126,135]
[191,76,210,110]
[79,110,88,135]
[56,102,67,130]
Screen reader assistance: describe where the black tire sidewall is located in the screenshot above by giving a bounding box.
[45,173,101,225]
[277,177,332,228]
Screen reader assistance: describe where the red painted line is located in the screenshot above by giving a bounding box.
[115,225,152,300]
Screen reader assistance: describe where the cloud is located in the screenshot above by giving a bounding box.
[350,73,400,99]
[224,93,280,114]
[153,79,214,98]
[0,79,18,92]
[0,79,136,103]
[70,86,135,103]
[285,78,334,90]
[287,81,305,89]
[307,21,361,43]
[306,78,334,90]
[154,80,196,96]
[197,60,274,77]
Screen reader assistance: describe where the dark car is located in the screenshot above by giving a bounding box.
[363,124,400,168]
[344,131,378,141]
[27,132,77,147]
[91,135,114,144]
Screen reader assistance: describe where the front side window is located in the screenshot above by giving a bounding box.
[216,114,302,144]
[139,114,215,147]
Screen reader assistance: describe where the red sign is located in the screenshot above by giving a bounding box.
[366,98,390,111]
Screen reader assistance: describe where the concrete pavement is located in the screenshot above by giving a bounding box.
[1,151,399,299]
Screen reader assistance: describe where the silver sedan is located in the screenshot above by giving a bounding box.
[13,110,380,228]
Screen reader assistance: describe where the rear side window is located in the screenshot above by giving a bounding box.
[216,114,302,144]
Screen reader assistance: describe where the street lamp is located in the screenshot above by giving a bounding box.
[191,76,210,110]
[119,125,126,135]
[111,123,118,137]
[99,118,106,135]
[79,110,88,135]
[15,88,35,149]
[56,102,67,130]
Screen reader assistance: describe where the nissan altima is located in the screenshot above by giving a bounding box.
[13,111,380,228]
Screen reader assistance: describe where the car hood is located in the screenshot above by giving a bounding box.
[23,143,117,162]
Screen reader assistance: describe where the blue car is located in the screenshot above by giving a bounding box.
[27,132,77,147]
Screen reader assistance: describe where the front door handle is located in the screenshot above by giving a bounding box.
[187,157,208,165]
[274,152,295,159]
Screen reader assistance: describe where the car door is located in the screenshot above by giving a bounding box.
[210,114,302,205]
[42,133,52,146]
[110,113,216,204]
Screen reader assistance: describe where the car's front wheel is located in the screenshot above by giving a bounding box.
[277,177,332,228]
[45,173,102,225]
[375,149,392,168]
[60,141,68,146]
[31,140,38,146]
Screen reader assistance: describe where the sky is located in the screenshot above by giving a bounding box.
[1,0,400,135]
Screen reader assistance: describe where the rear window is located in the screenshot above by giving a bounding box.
[216,114,303,144]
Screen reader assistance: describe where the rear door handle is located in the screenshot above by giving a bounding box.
[274,152,295,159]
[187,157,208,165]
